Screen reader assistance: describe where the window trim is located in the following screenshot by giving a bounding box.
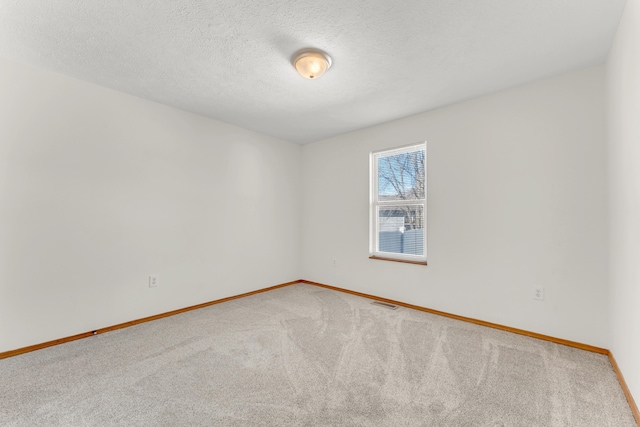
[369,142,427,264]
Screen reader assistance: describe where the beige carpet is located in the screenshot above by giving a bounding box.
[0,283,636,426]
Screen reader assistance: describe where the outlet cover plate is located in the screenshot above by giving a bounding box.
[533,286,544,300]
[149,275,158,288]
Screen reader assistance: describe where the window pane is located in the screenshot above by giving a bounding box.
[378,205,424,256]
[377,149,425,201]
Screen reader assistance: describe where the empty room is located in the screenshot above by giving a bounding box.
[1,0,639,425]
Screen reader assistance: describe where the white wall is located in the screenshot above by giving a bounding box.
[0,58,301,353]
[0,50,618,361]
[301,66,609,347]
[607,0,640,405]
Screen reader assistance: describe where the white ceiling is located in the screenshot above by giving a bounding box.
[0,0,627,144]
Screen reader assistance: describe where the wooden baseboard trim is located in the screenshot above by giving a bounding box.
[0,331,99,360]
[2,278,637,422]
[608,352,640,425]
[306,277,637,421]
[0,280,299,360]
[299,279,609,355]
[300,280,640,418]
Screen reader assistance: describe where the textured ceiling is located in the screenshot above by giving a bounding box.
[0,0,627,144]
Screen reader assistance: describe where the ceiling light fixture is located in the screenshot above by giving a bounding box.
[292,48,332,80]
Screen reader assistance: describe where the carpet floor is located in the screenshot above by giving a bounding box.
[0,283,636,426]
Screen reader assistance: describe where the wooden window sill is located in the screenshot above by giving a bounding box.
[369,256,427,266]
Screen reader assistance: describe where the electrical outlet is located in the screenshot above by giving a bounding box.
[533,286,544,300]
[149,275,158,288]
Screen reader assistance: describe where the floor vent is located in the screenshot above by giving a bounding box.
[371,301,399,310]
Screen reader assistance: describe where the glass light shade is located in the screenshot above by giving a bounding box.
[293,49,332,79]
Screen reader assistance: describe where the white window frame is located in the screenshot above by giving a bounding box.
[369,142,427,264]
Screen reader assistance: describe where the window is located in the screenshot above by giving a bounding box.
[370,142,427,264]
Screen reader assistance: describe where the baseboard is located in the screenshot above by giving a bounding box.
[3,277,637,424]
[608,352,640,425]
[300,279,640,422]
[299,280,608,354]
[0,280,299,360]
